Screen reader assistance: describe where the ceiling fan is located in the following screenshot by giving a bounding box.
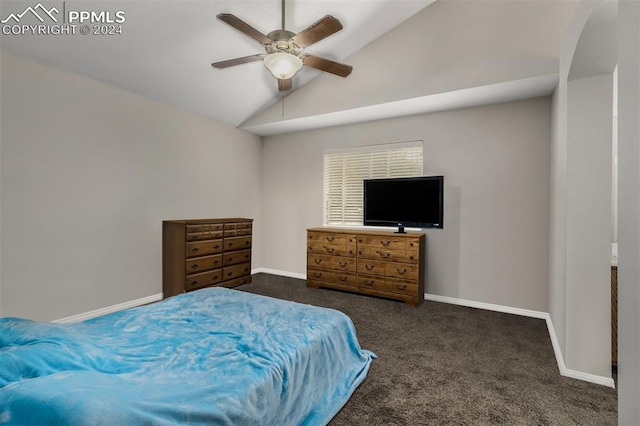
[211,0,353,92]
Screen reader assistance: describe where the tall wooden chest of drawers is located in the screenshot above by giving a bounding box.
[163,218,253,298]
[307,227,425,306]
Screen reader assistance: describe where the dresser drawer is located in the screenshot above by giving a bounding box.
[308,268,357,289]
[232,222,252,236]
[185,269,222,291]
[223,262,251,280]
[357,259,418,280]
[357,247,418,263]
[224,236,252,251]
[186,230,224,241]
[307,242,356,257]
[308,254,334,269]
[386,263,419,280]
[186,239,223,258]
[223,249,251,266]
[186,224,208,234]
[307,254,356,272]
[221,275,252,288]
[357,235,406,250]
[236,228,252,236]
[186,224,224,233]
[331,256,356,273]
[308,232,357,246]
[358,275,418,297]
[357,259,387,276]
[186,254,222,274]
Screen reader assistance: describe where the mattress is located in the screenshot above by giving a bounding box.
[0,287,375,425]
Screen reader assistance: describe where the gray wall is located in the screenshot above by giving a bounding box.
[565,73,613,377]
[0,53,263,321]
[618,0,640,422]
[549,0,615,383]
[245,0,576,129]
[262,97,551,312]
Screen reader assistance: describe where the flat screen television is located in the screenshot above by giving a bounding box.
[363,176,444,233]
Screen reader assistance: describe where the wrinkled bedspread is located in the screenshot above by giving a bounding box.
[0,287,375,425]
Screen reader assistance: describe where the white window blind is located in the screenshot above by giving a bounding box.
[324,141,423,226]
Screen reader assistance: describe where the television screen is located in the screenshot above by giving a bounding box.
[363,176,443,230]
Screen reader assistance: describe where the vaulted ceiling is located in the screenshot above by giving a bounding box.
[0,0,578,136]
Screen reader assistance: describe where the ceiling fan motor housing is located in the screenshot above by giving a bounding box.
[266,30,301,56]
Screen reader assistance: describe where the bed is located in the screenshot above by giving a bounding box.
[0,287,375,425]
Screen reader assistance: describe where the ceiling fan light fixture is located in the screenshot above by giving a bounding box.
[263,52,303,80]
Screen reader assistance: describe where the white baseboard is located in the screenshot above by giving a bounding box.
[424,293,549,319]
[425,293,615,388]
[252,267,306,280]
[53,293,163,324]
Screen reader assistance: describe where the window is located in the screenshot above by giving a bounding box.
[324,141,423,226]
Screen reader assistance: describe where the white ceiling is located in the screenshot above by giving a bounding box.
[0,0,434,129]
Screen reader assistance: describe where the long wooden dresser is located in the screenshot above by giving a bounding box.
[306,227,426,306]
[163,218,253,298]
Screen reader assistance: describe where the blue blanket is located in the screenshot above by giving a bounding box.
[0,288,375,425]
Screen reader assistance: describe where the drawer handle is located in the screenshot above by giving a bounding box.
[396,284,407,290]
[365,265,375,271]
[189,280,198,286]
[226,257,234,263]
[409,256,415,261]
[324,247,335,253]
[244,254,250,259]
[314,272,322,278]
[339,261,347,267]
[213,275,219,280]
[213,259,220,265]
[228,242,234,247]
[364,280,374,286]
[377,251,391,259]
[314,259,323,264]
[339,276,348,282]
[245,240,250,245]
[226,272,234,277]
[381,240,391,246]
[326,236,335,242]
[214,244,220,249]
[191,247,199,252]
[396,268,407,274]
[191,264,199,269]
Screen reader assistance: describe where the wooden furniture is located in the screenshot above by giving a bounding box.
[163,218,253,298]
[306,227,426,306]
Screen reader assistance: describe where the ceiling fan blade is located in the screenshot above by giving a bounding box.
[217,13,272,45]
[291,15,343,48]
[278,78,293,92]
[302,55,353,77]
[212,54,266,69]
